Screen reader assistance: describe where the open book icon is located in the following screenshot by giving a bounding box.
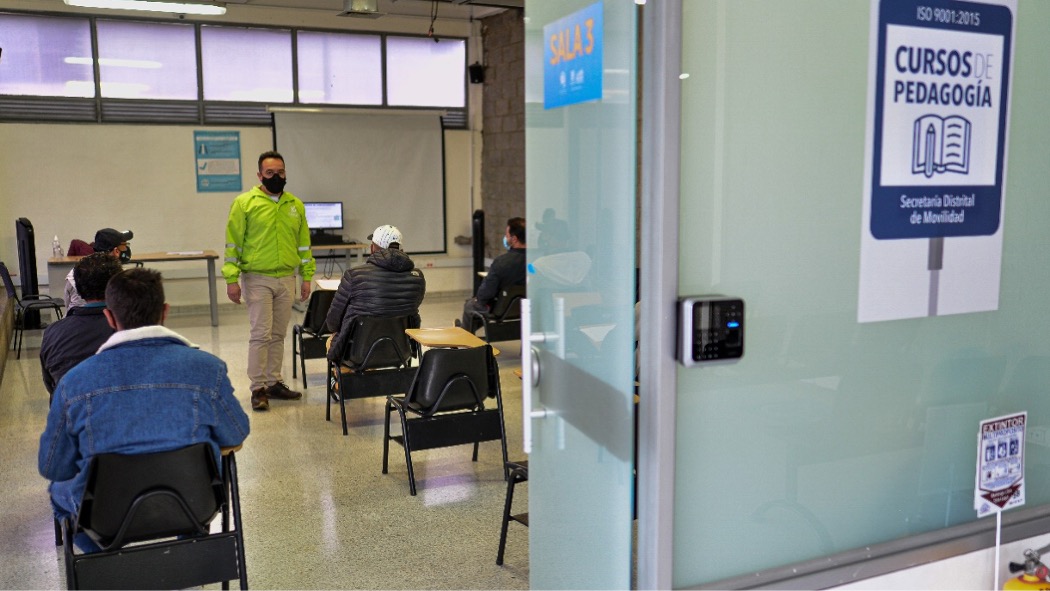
[912,114,972,178]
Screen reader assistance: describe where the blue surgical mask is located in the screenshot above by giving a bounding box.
[503,236,510,250]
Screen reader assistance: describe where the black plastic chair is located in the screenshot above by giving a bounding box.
[62,443,247,590]
[327,315,420,435]
[383,344,509,496]
[467,285,525,343]
[496,460,528,566]
[292,289,336,389]
[0,260,63,359]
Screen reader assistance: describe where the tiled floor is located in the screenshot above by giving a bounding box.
[0,293,530,589]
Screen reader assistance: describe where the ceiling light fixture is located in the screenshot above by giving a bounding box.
[62,0,226,16]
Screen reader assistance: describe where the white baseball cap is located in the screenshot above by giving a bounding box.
[369,225,403,249]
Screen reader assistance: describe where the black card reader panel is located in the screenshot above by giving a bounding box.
[678,296,744,366]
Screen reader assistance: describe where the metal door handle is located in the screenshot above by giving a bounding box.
[521,298,547,453]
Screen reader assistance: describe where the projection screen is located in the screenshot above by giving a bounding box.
[274,111,446,253]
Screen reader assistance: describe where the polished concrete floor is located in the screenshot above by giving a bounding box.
[0,293,530,589]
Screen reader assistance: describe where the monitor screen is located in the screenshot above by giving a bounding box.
[303,201,344,230]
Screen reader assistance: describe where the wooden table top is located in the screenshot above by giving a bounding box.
[405,327,500,356]
[49,250,219,264]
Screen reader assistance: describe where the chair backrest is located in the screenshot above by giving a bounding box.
[67,239,94,257]
[0,262,17,299]
[302,289,337,334]
[78,443,224,550]
[489,285,526,320]
[342,315,414,368]
[405,345,495,415]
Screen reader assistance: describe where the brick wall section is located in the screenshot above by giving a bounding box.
[479,9,525,259]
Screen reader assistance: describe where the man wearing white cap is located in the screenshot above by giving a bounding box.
[324,225,426,360]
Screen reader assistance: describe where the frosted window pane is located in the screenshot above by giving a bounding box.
[297,31,382,105]
[385,37,465,107]
[201,25,293,102]
[0,14,93,98]
[96,20,197,100]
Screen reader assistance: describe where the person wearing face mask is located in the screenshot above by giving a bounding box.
[63,228,133,310]
[222,151,315,412]
[457,217,526,333]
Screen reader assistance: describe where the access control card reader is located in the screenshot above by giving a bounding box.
[677,296,744,366]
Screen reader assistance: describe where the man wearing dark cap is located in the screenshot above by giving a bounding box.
[324,224,426,362]
[62,228,132,310]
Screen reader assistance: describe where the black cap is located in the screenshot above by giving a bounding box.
[94,228,133,252]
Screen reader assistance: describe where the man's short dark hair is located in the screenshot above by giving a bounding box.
[73,252,123,301]
[507,217,526,244]
[105,268,165,329]
[258,150,284,170]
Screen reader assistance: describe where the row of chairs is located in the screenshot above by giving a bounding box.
[291,284,526,391]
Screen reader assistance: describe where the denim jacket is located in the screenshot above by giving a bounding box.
[38,326,251,519]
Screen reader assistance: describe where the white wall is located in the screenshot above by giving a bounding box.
[0,123,475,306]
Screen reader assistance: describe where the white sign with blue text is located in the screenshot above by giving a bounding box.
[543,1,603,110]
[858,0,1015,323]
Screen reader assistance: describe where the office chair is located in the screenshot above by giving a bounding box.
[327,315,419,435]
[0,261,64,359]
[61,443,248,590]
[383,344,509,496]
[292,289,336,389]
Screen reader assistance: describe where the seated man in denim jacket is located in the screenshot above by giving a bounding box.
[38,268,250,552]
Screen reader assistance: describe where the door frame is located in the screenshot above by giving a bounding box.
[637,1,682,589]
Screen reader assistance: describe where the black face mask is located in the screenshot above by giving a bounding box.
[119,245,132,264]
[261,174,286,194]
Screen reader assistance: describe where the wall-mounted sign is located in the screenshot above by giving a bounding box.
[543,1,603,110]
[870,0,1013,239]
[975,412,1025,516]
[858,0,1016,323]
[194,130,242,193]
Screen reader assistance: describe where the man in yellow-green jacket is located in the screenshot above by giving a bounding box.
[223,151,316,412]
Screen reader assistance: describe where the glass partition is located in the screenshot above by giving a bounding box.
[674,0,1050,586]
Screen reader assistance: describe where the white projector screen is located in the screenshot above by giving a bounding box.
[274,111,446,253]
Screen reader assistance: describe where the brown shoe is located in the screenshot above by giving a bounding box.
[267,381,303,400]
[250,387,269,411]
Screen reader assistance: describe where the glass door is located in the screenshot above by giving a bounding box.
[523,1,638,588]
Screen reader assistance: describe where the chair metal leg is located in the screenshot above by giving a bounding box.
[497,462,528,566]
[298,336,308,389]
[401,411,417,496]
[496,470,516,565]
[339,384,349,436]
[291,333,299,380]
[382,400,393,474]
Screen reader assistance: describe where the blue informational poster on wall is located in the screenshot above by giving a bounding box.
[194,130,242,193]
[870,0,1013,239]
[543,1,603,110]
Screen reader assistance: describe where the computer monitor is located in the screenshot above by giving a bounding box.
[303,201,344,230]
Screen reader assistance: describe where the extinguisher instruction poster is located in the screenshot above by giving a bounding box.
[975,412,1025,516]
[857,0,1015,323]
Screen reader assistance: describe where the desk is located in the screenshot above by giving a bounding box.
[48,251,221,327]
[405,327,500,356]
[315,278,340,291]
